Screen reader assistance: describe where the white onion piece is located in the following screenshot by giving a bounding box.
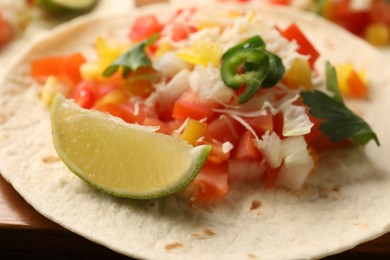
[276,136,314,190]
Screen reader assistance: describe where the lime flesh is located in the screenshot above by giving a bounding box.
[51,94,211,199]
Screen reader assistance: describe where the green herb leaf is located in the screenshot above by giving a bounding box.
[315,0,325,16]
[300,90,380,146]
[325,61,343,103]
[220,36,285,103]
[103,34,158,78]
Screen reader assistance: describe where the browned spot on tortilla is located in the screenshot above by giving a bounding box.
[203,229,215,236]
[42,155,60,164]
[360,223,369,229]
[148,201,156,207]
[250,200,262,210]
[247,253,256,259]
[191,233,200,238]
[332,186,341,192]
[135,0,168,7]
[0,114,6,124]
[165,242,183,251]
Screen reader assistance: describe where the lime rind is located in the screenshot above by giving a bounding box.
[51,94,211,199]
[36,0,98,12]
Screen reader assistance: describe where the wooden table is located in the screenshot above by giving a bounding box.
[1,174,390,259]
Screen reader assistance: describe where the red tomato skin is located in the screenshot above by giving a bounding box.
[60,52,86,85]
[280,23,319,67]
[268,0,290,5]
[243,113,274,137]
[196,138,231,165]
[191,162,229,204]
[370,0,390,28]
[142,117,179,135]
[72,84,96,109]
[129,15,162,42]
[30,56,64,82]
[171,23,190,41]
[332,1,371,37]
[30,52,86,88]
[172,91,217,121]
[97,101,147,124]
[233,130,262,161]
[272,112,284,138]
[206,116,245,145]
[0,17,14,48]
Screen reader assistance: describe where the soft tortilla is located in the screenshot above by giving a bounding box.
[1,2,390,259]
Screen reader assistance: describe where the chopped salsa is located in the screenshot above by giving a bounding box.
[30,7,378,204]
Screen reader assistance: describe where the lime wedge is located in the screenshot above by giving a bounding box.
[51,94,211,199]
[36,0,98,12]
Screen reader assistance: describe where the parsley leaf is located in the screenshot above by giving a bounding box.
[103,34,158,78]
[325,61,343,103]
[301,62,379,146]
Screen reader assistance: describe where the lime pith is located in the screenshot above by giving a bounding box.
[51,94,211,199]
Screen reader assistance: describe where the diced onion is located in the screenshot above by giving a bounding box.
[276,136,314,190]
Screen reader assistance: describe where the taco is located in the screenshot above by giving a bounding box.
[0,2,389,259]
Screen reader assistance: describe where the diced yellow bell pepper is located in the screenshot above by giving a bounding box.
[335,63,353,96]
[177,41,222,67]
[40,76,60,106]
[81,37,128,80]
[364,23,390,47]
[154,43,173,58]
[180,119,207,145]
[334,63,367,97]
[283,58,313,90]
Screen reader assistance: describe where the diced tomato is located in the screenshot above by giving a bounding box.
[142,117,171,134]
[97,101,148,124]
[60,52,86,85]
[143,117,182,134]
[233,130,262,161]
[30,52,86,87]
[171,23,193,42]
[243,113,273,137]
[280,23,319,67]
[370,0,390,28]
[331,0,370,36]
[72,83,96,109]
[197,139,230,164]
[268,0,290,5]
[172,90,218,121]
[129,15,163,42]
[73,80,122,105]
[190,162,229,204]
[0,14,14,48]
[30,56,64,82]
[206,115,244,145]
[228,160,266,182]
[272,112,284,138]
